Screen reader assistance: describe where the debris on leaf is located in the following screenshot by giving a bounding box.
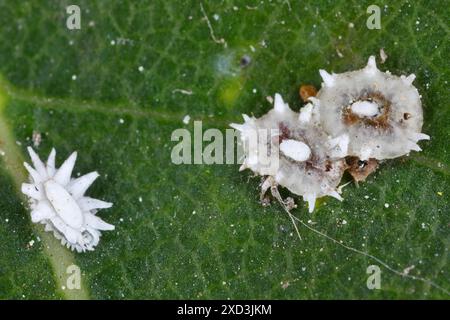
[299,85,317,102]
[346,156,378,183]
[380,48,388,63]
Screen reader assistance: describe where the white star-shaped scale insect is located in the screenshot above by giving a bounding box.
[21,147,115,252]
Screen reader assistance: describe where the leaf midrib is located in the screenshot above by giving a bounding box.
[0,80,90,300]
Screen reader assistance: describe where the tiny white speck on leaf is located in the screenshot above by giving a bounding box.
[71,74,77,81]
[138,66,144,72]
[182,115,191,125]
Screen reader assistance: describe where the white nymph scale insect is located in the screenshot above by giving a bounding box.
[21,147,114,252]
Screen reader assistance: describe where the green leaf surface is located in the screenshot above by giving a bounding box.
[0,0,448,299]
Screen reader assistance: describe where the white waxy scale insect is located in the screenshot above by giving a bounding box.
[21,147,114,252]
[315,56,429,160]
[231,94,346,213]
[231,55,429,212]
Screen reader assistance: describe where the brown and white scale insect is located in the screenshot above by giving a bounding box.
[231,56,429,212]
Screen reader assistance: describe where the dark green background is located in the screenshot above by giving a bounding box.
[0,0,448,299]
